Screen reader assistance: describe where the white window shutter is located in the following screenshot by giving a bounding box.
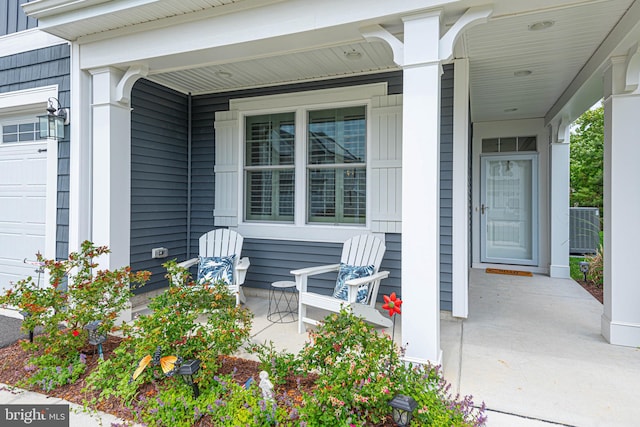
[214,110,239,226]
[370,94,402,233]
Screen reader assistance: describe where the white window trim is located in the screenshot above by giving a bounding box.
[0,85,59,261]
[230,83,387,243]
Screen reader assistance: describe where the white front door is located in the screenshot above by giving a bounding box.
[0,140,48,292]
[480,154,537,265]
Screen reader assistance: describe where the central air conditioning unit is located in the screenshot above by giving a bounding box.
[569,207,600,255]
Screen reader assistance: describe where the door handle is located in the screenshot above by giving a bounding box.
[481,204,489,214]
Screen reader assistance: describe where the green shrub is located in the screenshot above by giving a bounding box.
[0,241,149,390]
[85,260,254,425]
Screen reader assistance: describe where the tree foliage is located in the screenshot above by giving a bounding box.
[570,105,603,216]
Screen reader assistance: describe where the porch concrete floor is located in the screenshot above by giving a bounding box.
[239,270,640,426]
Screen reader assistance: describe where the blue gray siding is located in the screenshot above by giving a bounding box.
[189,70,454,308]
[440,64,454,311]
[130,79,189,292]
[0,44,71,260]
[130,68,454,308]
[189,71,403,257]
[0,0,37,36]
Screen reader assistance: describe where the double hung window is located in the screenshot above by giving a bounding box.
[243,105,367,226]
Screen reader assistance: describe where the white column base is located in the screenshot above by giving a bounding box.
[403,351,443,367]
[549,264,570,279]
[602,314,640,347]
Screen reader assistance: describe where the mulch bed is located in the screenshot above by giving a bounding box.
[0,336,394,426]
[575,279,603,304]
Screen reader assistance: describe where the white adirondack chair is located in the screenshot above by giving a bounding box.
[178,229,250,306]
[291,234,392,334]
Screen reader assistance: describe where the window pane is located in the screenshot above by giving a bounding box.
[19,123,34,132]
[482,138,499,152]
[3,133,18,143]
[518,136,537,151]
[308,169,336,222]
[245,169,295,222]
[308,106,366,165]
[342,168,366,223]
[500,137,517,152]
[307,106,366,225]
[307,167,366,224]
[245,113,295,167]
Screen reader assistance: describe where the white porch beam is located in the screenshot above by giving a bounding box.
[601,55,640,347]
[70,0,455,71]
[401,10,442,366]
[549,118,570,278]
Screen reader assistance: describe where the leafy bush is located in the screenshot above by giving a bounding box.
[85,260,254,423]
[250,341,300,385]
[297,309,396,425]
[0,241,150,390]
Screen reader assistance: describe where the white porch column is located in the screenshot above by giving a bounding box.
[601,56,640,347]
[549,122,571,278]
[68,43,93,253]
[452,58,470,318]
[401,11,443,365]
[89,67,132,319]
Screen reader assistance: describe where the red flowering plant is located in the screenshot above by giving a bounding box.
[0,241,150,391]
[382,292,403,365]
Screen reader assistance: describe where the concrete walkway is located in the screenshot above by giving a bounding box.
[243,270,640,427]
[2,269,639,426]
[443,270,640,427]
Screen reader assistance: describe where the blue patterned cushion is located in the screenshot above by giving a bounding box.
[332,263,375,303]
[197,255,236,285]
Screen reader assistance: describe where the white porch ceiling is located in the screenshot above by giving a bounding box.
[148,41,397,95]
[144,0,635,123]
[463,0,634,122]
[25,0,637,123]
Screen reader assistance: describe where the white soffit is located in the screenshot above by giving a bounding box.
[148,41,397,94]
[464,0,634,123]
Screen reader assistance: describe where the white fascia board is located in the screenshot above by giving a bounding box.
[0,29,67,57]
[22,0,154,20]
[76,0,456,70]
[545,0,640,125]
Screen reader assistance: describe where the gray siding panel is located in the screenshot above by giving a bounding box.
[1,0,37,36]
[241,236,402,300]
[130,79,189,292]
[440,64,454,311]
[0,44,70,260]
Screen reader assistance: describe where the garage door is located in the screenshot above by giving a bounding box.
[0,140,48,293]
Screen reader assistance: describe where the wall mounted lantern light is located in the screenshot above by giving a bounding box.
[38,97,69,140]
